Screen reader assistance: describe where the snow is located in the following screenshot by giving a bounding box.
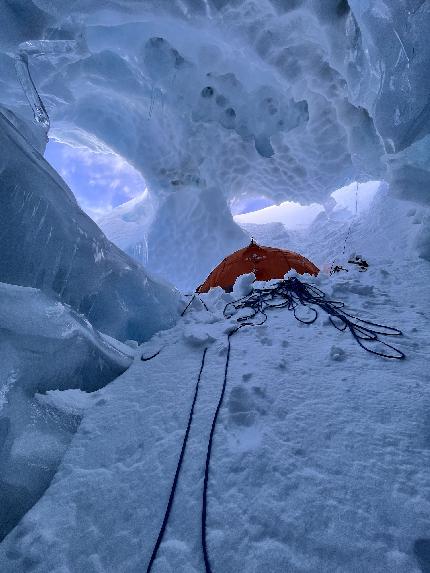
[232,272,256,297]
[1,193,429,571]
[236,181,380,234]
[98,186,249,291]
[235,200,324,230]
[96,189,156,265]
[35,390,95,417]
[241,183,430,274]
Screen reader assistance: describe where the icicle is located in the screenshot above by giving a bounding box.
[15,37,88,133]
[15,51,50,132]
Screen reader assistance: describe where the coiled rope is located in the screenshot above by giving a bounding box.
[224,277,405,360]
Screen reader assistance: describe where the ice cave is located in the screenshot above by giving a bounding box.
[0,1,429,572]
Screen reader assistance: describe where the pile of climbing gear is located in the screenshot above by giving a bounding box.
[330,254,369,274]
[347,254,369,271]
[330,264,349,274]
[224,276,402,359]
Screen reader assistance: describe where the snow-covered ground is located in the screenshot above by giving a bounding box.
[1,187,429,572]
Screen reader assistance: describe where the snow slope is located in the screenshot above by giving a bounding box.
[1,236,429,572]
[242,182,430,272]
[96,190,156,266]
[0,3,429,570]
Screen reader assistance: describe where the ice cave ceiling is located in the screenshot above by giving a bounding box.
[2,0,428,196]
[0,0,429,297]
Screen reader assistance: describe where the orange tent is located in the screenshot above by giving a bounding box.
[197,240,319,293]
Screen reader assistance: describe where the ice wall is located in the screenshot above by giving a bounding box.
[98,186,249,291]
[0,0,429,279]
[0,281,133,542]
[0,108,179,342]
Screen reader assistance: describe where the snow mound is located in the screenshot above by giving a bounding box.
[232,272,255,297]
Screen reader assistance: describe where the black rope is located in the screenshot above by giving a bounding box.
[146,347,208,573]
[200,277,405,569]
[181,293,209,316]
[141,349,163,362]
[330,182,359,274]
[147,275,404,573]
[224,277,405,360]
[202,328,239,573]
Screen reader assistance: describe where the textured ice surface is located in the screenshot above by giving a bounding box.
[96,189,156,266]
[0,108,179,341]
[0,3,429,571]
[98,186,249,291]
[0,281,134,543]
[15,35,87,132]
[1,0,429,276]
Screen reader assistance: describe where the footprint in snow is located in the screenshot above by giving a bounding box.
[226,386,264,452]
[330,345,347,361]
[414,539,430,573]
[228,386,257,428]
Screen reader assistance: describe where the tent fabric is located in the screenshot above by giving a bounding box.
[197,240,319,293]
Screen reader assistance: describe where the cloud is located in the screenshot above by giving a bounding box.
[235,200,323,230]
[45,141,146,221]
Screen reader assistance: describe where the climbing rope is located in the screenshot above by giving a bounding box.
[141,349,163,362]
[202,327,239,573]
[146,275,405,571]
[224,277,405,360]
[181,293,209,316]
[146,348,208,573]
[330,181,362,275]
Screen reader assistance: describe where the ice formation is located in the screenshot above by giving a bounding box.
[0,109,179,342]
[0,281,134,543]
[98,186,248,291]
[0,0,429,288]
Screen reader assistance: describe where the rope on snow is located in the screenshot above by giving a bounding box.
[146,348,208,573]
[181,293,209,316]
[146,276,405,571]
[202,327,239,573]
[223,277,405,360]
